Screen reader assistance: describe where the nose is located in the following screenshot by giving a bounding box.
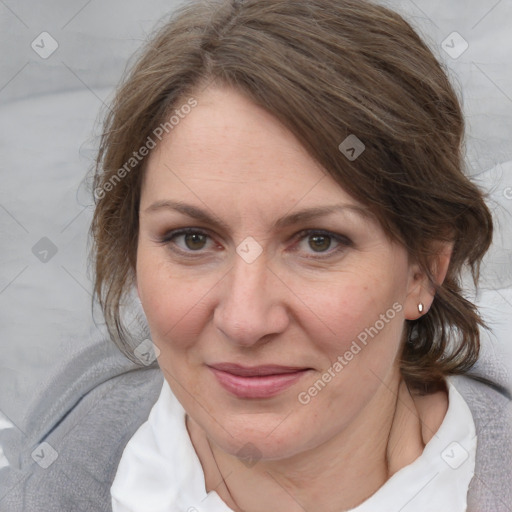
[213,253,290,347]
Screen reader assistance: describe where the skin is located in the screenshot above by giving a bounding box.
[136,85,450,512]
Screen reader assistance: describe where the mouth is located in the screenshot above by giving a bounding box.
[209,362,310,376]
[207,363,312,399]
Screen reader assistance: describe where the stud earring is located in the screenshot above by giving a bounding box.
[418,303,424,314]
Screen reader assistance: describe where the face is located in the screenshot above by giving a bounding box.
[136,86,424,460]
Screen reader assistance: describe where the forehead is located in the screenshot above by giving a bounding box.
[141,86,361,213]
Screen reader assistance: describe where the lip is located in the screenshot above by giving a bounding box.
[208,363,311,399]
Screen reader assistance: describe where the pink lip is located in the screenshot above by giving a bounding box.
[208,363,311,399]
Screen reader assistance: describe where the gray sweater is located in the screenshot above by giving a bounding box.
[1,333,511,512]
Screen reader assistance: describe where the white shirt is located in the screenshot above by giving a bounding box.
[111,377,476,512]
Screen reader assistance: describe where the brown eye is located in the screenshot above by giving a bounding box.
[183,232,208,251]
[308,234,332,252]
[158,228,214,256]
[293,229,352,259]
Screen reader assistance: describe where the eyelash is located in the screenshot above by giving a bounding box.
[156,228,352,260]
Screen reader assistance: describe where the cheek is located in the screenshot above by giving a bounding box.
[301,279,407,404]
[136,247,210,352]
[300,280,406,420]
[306,270,405,354]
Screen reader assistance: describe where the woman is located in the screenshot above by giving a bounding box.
[68,0,512,510]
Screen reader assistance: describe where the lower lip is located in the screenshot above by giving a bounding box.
[209,368,309,399]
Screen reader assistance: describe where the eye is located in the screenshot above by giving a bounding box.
[292,230,352,258]
[158,228,216,255]
[156,227,352,260]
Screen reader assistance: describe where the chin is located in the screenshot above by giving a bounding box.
[205,413,312,462]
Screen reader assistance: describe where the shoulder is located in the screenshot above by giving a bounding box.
[1,338,163,512]
[450,374,512,512]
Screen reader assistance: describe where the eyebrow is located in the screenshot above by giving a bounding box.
[143,199,372,231]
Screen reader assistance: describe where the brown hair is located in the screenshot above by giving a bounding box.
[88,0,493,392]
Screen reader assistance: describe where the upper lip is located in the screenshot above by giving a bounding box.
[208,363,310,377]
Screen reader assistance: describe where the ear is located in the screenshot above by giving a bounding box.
[403,241,453,321]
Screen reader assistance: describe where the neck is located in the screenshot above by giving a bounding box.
[187,374,446,512]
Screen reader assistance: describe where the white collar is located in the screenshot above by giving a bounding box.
[111,377,476,512]
[111,378,230,512]
[347,378,476,511]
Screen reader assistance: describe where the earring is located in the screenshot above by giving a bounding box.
[418,303,424,314]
